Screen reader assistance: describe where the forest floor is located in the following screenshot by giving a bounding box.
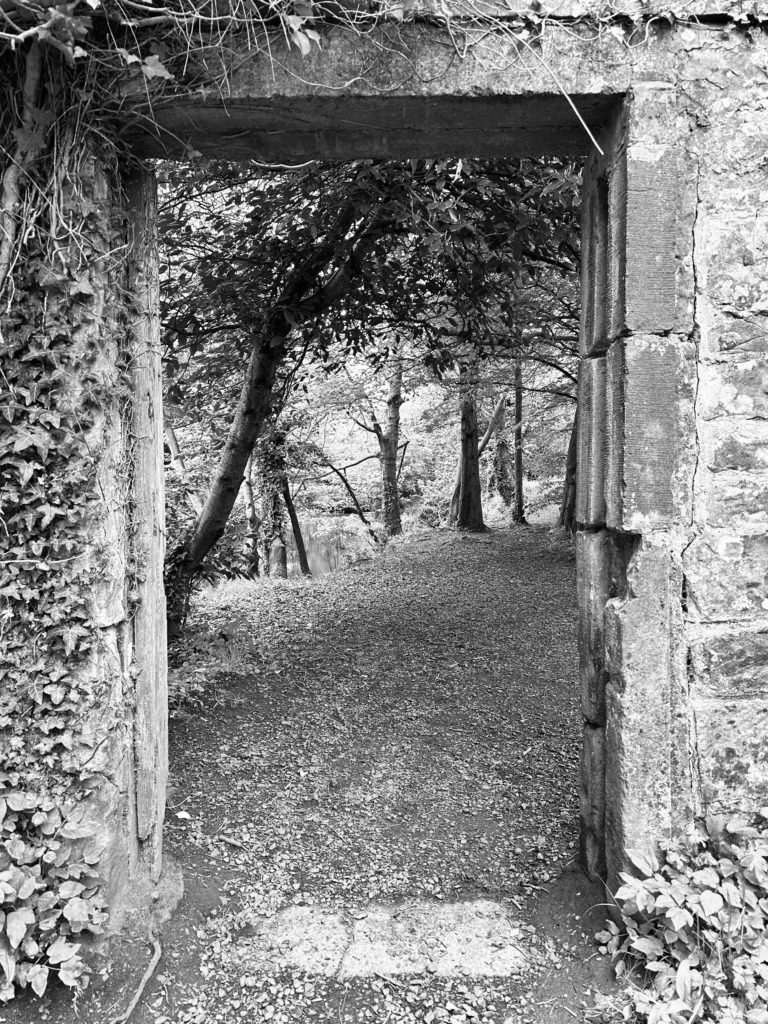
[3,524,623,1024]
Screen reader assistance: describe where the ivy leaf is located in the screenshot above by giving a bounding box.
[698,890,724,919]
[740,850,768,886]
[665,906,694,932]
[16,874,35,900]
[5,792,36,812]
[631,935,664,959]
[141,55,174,81]
[627,847,659,877]
[28,964,49,997]
[58,880,84,899]
[58,958,85,988]
[116,46,141,65]
[63,897,90,931]
[0,953,15,986]
[59,819,94,840]
[69,274,94,298]
[45,935,79,964]
[6,907,35,949]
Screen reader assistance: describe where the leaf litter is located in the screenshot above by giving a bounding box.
[20,526,617,1024]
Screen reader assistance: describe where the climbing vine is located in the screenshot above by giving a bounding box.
[0,142,131,996]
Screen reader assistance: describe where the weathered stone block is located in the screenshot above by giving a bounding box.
[699,356,768,424]
[703,470,768,531]
[706,416,768,475]
[604,83,679,338]
[623,157,678,334]
[689,630,768,698]
[603,538,682,891]
[580,175,609,357]
[576,531,610,724]
[580,723,607,879]
[605,335,696,533]
[699,210,768,330]
[683,527,768,622]
[606,145,627,343]
[691,693,768,816]
[575,358,606,527]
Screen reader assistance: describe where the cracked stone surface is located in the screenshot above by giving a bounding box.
[233,899,528,979]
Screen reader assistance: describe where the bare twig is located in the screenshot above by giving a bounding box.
[111,924,162,1024]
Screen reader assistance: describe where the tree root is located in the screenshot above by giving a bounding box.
[110,924,162,1024]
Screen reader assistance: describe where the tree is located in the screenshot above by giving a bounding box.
[455,362,485,531]
[512,357,527,525]
[160,156,581,627]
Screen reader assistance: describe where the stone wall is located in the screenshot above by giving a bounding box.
[4,12,764,931]
[575,37,768,888]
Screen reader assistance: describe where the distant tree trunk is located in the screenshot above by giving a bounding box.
[454,363,485,532]
[282,480,311,576]
[265,492,288,579]
[512,357,527,525]
[449,392,506,523]
[559,411,578,533]
[242,456,261,578]
[270,538,288,578]
[376,349,404,538]
[491,405,514,506]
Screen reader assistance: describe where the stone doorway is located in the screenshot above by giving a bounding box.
[125,79,688,905]
[6,17,767,938]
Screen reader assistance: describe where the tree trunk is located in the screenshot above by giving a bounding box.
[449,392,506,521]
[493,439,515,507]
[270,538,288,579]
[512,357,527,525]
[455,368,485,532]
[378,350,404,537]
[490,404,515,506]
[165,419,204,515]
[164,201,383,632]
[559,410,578,533]
[242,456,261,578]
[184,333,285,571]
[282,479,311,576]
[164,331,285,634]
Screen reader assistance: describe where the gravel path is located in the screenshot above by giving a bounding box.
[154,526,594,1024]
[169,527,581,912]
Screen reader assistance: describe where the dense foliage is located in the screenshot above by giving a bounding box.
[0,172,124,996]
[600,816,768,1024]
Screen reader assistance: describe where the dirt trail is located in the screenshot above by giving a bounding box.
[4,526,617,1024]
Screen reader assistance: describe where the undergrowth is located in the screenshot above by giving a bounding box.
[597,814,768,1024]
